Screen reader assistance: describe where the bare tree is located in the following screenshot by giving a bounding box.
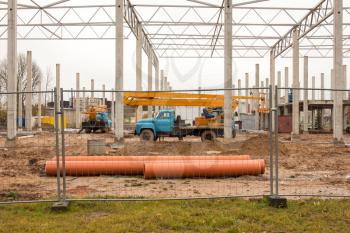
[44,67,53,106]
[0,53,43,109]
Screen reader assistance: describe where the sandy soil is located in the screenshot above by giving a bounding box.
[0,131,349,201]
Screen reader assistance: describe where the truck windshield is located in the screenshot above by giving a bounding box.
[157,112,171,120]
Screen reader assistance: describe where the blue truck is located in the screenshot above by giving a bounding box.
[135,109,236,142]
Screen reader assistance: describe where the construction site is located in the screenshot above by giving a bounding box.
[0,1,350,230]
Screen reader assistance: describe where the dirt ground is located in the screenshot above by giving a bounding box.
[0,131,349,201]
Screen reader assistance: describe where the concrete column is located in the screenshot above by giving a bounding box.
[333,0,344,143]
[147,53,153,118]
[164,76,168,91]
[245,73,249,113]
[270,51,275,131]
[277,71,281,103]
[111,89,115,130]
[56,64,60,105]
[18,78,22,129]
[90,79,94,98]
[238,79,241,96]
[321,73,325,100]
[115,0,124,141]
[7,0,17,139]
[343,65,347,100]
[303,56,308,133]
[136,24,143,119]
[292,28,300,137]
[155,63,159,112]
[37,73,42,131]
[101,84,105,105]
[284,67,289,103]
[82,87,86,111]
[160,70,164,91]
[75,73,80,129]
[312,76,315,100]
[255,64,260,130]
[223,0,233,139]
[25,51,33,131]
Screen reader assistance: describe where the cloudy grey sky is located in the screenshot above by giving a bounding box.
[0,0,349,96]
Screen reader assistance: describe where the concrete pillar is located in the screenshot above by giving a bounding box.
[7,0,17,140]
[284,67,289,103]
[111,89,115,130]
[56,64,60,105]
[277,71,281,104]
[102,84,106,105]
[136,24,143,120]
[303,56,309,133]
[270,51,275,131]
[160,70,164,91]
[164,76,168,91]
[292,28,300,137]
[91,79,94,98]
[245,73,249,113]
[312,76,315,100]
[238,79,241,96]
[115,0,124,141]
[25,51,33,131]
[147,53,153,118]
[18,78,22,129]
[333,0,344,143]
[255,64,260,130]
[37,73,42,131]
[343,65,347,100]
[82,87,86,111]
[321,73,325,100]
[75,73,80,129]
[155,63,159,112]
[223,0,233,139]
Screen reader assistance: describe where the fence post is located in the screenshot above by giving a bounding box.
[274,85,279,196]
[268,85,274,196]
[60,88,67,201]
[54,88,61,201]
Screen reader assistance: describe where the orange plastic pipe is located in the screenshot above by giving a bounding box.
[144,160,265,179]
[45,161,145,176]
[51,155,251,162]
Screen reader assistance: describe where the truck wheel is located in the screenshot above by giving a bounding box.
[140,129,155,141]
[201,130,216,142]
[86,128,91,134]
[232,129,237,139]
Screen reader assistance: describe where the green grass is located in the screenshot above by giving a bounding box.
[0,198,349,233]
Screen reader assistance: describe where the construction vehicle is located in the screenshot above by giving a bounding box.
[134,109,236,142]
[80,105,112,133]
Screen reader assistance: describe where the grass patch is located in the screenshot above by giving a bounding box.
[0,198,349,233]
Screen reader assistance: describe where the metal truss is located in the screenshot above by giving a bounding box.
[0,0,349,58]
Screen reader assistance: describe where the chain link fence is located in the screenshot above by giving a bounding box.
[1,87,349,204]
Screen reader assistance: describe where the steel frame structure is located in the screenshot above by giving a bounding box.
[0,0,350,58]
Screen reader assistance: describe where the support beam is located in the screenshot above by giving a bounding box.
[312,76,315,100]
[245,73,249,113]
[37,73,42,131]
[303,56,308,133]
[90,79,94,98]
[284,67,289,104]
[277,71,281,103]
[75,73,80,129]
[115,0,124,141]
[321,73,325,100]
[255,64,260,130]
[111,89,115,130]
[102,84,106,105]
[292,29,300,137]
[136,23,143,120]
[7,0,17,139]
[25,51,32,131]
[333,0,344,143]
[224,0,233,139]
[55,64,60,106]
[18,77,22,129]
[147,52,153,118]
[270,51,275,130]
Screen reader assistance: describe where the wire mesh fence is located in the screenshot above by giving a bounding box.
[1,87,349,204]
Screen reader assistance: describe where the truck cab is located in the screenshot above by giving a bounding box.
[135,110,176,141]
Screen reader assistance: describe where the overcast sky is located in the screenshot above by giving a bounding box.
[0,0,350,99]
